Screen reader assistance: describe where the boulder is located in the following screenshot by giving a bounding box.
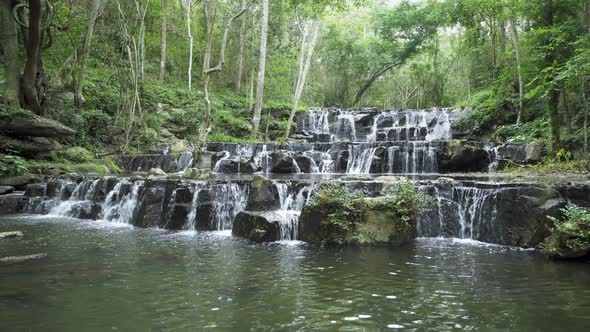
[183,168,212,180]
[294,155,314,173]
[543,233,590,259]
[148,168,167,177]
[170,140,189,154]
[0,231,24,239]
[68,201,102,220]
[0,175,41,190]
[24,183,46,197]
[0,135,62,155]
[0,186,15,195]
[439,140,489,172]
[270,151,298,173]
[299,200,416,246]
[0,194,29,215]
[246,175,280,211]
[524,142,545,163]
[232,211,280,243]
[134,186,166,228]
[0,113,76,137]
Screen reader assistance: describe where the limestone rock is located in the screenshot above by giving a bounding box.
[439,140,489,172]
[247,175,280,211]
[148,168,167,177]
[232,211,281,243]
[0,253,48,264]
[55,147,94,163]
[0,194,28,215]
[0,186,15,195]
[0,113,76,137]
[182,168,212,180]
[0,175,41,189]
[0,135,62,155]
[0,231,24,239]
[24,183,46,197]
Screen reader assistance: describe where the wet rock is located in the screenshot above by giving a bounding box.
[524,142,545,163]
[195,190,214,230]
[148,168,167,177]
[439,140,489,172]
[543,233,590,260]
[0,186,15,195]
[183,168,212,180]
[294,155,314,173]
[0,231,24,239]
[0,194,29,215]
[270,151,299,173]
[69,201,102,220]
[232,211,280,243]
[496,142,545,164]
[0,253,48,264]
[246,175,280,211]
[24,183,46,197]
[134,186,166,228]
[0,135,62,155]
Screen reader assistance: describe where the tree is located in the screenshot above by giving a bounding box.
[159,0,168,81]
[74,0,102,107]
[250,0,269,139]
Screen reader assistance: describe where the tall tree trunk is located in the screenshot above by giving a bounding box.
[543,0,561,150]
[510,17,525,125]
[137,0,149,88]
[21,0,44,115]
[0,0,20,106]
[187,0,193,90]
[563,92,572,134]
[585,0,590,155]
[159,0,167,81]
[285,21,320,139]
[250,0,269,140]
[235,0,246,91]
[74,0,101,108]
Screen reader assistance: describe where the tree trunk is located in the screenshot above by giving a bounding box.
[21,0,44,115]
[563,92,572,134]
[510,17,525,125]
[159,0,167,81]
[187,0,193,91]
[138,0,149,88]
[235,0,246,91]
[543,0,561,150]
[0,0,20,106]
[250,0,269,140]
[352,63,398,107]
[285,21,320,139]
[74,0,101,108]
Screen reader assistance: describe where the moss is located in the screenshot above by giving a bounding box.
[29,158,121,176]
[543,204,590,259]
[497,159,590,175]
[0,105,35,120]
[53,147,94,163]
[299,181,432,246]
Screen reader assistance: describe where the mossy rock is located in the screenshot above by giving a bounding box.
[182,168,212,180]
[29,158,121,177]
[55,147,94,163]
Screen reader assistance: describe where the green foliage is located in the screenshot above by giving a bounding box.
[544,204,590,256]
[0,155,30,177]
[493,119,549,143]
[498,158,589,175]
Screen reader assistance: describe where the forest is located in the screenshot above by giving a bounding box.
[0,0,589,174]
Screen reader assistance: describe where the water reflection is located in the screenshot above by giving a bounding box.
[1,216,590,331]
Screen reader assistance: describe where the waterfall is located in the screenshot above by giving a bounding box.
[49,179,100,218]
[346,144,377,174]
[273,182,314,240]
[102,181,143,224]
[210,183,248,230]
[453,187,496,239]
[185,182,207,230]
[484,144,500,173]
[334,110,357,142]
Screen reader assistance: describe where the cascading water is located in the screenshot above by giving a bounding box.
[272,182,314,240]
[347,144,377,174]
[185,182,207,230]
[210,183,248,230]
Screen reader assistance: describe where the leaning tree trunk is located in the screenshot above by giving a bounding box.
[285,21,320,140]
[234,0,246,91]
[250,0,269,140]
[75,0,101,108]
[543,0,561,151]
[159,0,167,82]
[0,0,20,106]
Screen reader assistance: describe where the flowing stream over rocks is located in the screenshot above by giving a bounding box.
[3,108,589,247]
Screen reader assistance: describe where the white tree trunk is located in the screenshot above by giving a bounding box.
[251,0,269,140]
[235,0,247,91]
[159,0,167,81]
[75,0,102,107]
[510,17,524,125]
[285,21,320,139]
[187,1,193,91]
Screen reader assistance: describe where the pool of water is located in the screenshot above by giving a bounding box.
[1,215,590,331]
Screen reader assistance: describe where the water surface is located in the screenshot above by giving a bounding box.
[1,216,589,331]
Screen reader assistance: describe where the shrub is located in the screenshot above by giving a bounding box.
[0,154,30,177]
[544,204,590,258]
